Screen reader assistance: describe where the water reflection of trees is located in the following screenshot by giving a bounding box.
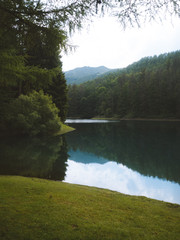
[66,121,180,184]
[0,136,68,180]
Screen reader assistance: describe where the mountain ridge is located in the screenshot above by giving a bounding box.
[65,66,116,84]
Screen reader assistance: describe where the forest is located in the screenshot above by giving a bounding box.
[68,51,180,119]
[1,1,180,136]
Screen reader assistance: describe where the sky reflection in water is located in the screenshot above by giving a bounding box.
[65,119,117,123]
[64,158,180,204]
[65,120,180,204]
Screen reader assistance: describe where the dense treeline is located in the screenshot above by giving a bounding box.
[68,51,180,119]
[0,0,68,135]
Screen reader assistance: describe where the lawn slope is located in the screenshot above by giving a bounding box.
[0,176,179,240]
[58,123,75,135]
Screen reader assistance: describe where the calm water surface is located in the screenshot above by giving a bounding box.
[0,119,180,204]
[65,119,180,204]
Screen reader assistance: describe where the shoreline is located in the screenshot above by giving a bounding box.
[94,117,180,122]
[68,117,180,122]
[55,123,75,136]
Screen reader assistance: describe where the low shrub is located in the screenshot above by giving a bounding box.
[7,90,61,136]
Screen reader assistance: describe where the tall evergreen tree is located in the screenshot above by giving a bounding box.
[0,0,68,128]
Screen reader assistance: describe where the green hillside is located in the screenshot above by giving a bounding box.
[68,51,180,119]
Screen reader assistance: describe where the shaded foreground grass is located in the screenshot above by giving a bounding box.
[0,176,179,240]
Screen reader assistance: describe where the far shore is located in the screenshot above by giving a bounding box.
[67,117,180,122]
[93,117,180,122]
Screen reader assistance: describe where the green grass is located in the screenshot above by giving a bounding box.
[0,176,179,240]
[55,123,75,136]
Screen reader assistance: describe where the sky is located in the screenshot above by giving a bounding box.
[62,15,180,72]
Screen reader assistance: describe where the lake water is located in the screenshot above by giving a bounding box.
[64,120,180,204]
[0,119,180,204]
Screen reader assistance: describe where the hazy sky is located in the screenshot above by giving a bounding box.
[62,16,180,72]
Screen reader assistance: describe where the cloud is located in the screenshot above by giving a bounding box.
[62,16,180,71]
[64,160,180,204]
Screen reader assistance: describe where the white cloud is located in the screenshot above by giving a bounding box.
[62,16,180,71]
[64,160,180,204]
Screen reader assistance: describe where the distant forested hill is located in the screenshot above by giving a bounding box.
[65,66,114,84]
[68,51,180,119]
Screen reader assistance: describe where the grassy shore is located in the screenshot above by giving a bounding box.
[0,176,179,240]
[55,123,75,136]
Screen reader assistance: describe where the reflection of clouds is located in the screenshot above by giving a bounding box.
[64,160,180,204]
[65,119,117,123]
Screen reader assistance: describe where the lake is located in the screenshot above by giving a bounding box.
[0,119,180,204]
[64,119,180,204]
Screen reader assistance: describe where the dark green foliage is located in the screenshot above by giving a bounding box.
[6,91,62,136]
[68,51,180,119]
[46,72,68,123]
[0,0,68,133]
